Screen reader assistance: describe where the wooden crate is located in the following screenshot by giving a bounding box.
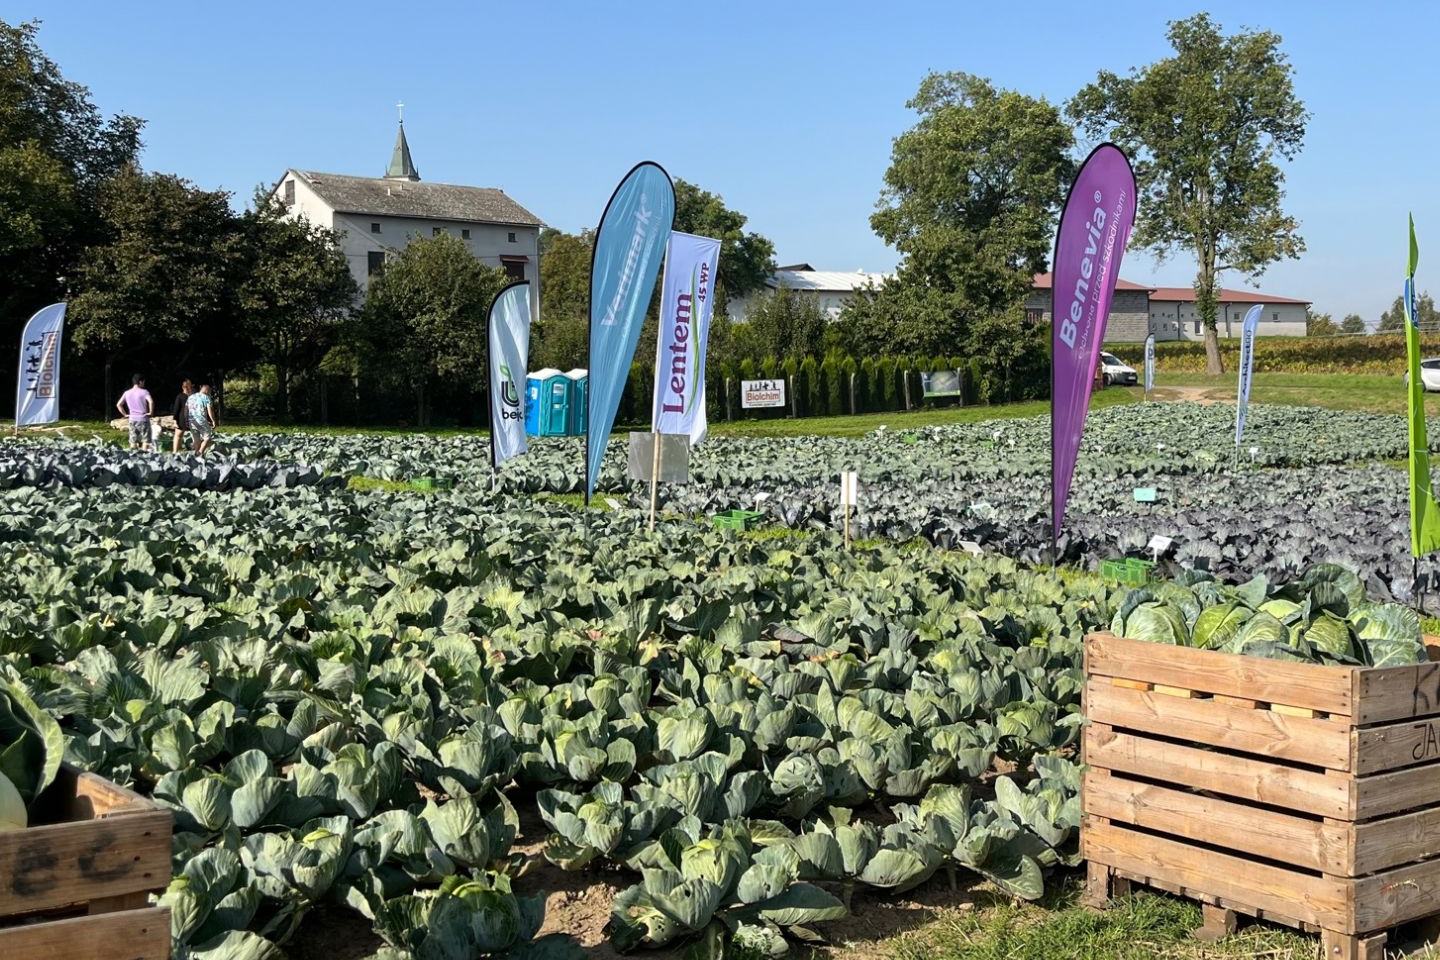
[0,765,172,960]
[1082,630,1440,960]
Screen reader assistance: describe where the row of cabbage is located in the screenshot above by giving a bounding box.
[0,438,338,490]
[0,483,1099,958]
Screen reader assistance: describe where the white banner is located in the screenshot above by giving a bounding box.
[1235,304,1262,448]
[16,303,65,427]
[1143,333,1155,398]
[489,282,532,467]
[652,231,721,444]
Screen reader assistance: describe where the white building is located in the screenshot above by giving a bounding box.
[726,263,889,321]
[272,121,542,312]
[1148,286,1310,340]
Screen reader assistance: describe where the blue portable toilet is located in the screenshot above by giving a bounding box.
[525,368,570,436]
[564,369,588,436]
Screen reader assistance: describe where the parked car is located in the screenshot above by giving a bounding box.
[1405,359,1440,392]
[1099,352,1138,387]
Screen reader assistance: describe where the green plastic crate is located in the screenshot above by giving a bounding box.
[412,476,453,492]
[1101,558,1152,587]
[713,509,764,530]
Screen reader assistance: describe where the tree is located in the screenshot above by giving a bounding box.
[357,234,509,425]
[672,179,775,312]
[0,19,142,337]
[732,287,828,361]
[69,167,242,405]
[235,194,356,418]
[1379,292,1439,332]
[1340,313,1366,335]
[859,72,1073,358]
[1307,311,1337,337]
[1069,13,1307,375]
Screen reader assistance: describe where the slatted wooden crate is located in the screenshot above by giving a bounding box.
[1082,630,1440,960]
[0,765,172,960]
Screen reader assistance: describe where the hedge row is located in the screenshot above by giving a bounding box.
[1106,333,1440,375]
[613,352,1038,424]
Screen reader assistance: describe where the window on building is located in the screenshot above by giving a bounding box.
[433,226,443,237]
[1234,311,1241,320]
[502,260,526,281]
[283,180,295,206]
[1273,312,1279,321]
[370,222,381,234]
[1024,308,1044,325]
[507,231,517,243]
[367,251,385,277]
[462,228,471,240]
[1194,320,1201,334]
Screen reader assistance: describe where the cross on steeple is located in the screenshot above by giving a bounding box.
[396,100,405,123]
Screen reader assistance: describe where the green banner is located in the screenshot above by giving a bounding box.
[1406,214,1440,557]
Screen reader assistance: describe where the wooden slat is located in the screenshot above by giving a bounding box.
[1084,725,1351,818]
[68,770,150,819]
[1086,678,1353,770]
[1083,818,1351,932]
[1352,716,1440,774]
[1353,856,1440,932]
[1355,763,1440,819]
[1353,806,1440,875]
[1086,632,1354,716]
[0,907,170,960]
[1083,769,1349,874]
[1354,640,1440,725]
[0,809,172,916]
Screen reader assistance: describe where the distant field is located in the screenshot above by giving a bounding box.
[1130,371,1412,415]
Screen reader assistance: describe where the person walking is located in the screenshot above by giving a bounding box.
[116,374,154,450]
[171,379,193,453]
[187,383,217,456]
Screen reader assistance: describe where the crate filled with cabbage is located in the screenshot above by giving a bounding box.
[0,681,173,959]
[1085,563,1440,957]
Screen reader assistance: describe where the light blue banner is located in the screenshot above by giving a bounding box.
[1234,304,1262,448]
[586,162,675,496]
[489,280,531,468]
[1143,333,1155,398]
[16,302,66,427]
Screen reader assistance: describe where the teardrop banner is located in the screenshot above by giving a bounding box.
[1050,144,1137,553]
[1233,304,1263,453]
[585,162,676,501]
[15,302,66,429]
[1143,333,1155,400]
[488,280,532,469]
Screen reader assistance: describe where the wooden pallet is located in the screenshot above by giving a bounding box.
[0,765,173,960]
[1082,631,1440,960]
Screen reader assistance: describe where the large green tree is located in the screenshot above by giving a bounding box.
[841,72,1072,358]
[236,195,357,418]
[1306,311,1337,337]
[1069,13,1307,375]
[0,19,142,333]
[357,234,509,425]
[533,226,592,369]
[672,179,775,312]
[1340,313,1366,335]
[69,167,242,405]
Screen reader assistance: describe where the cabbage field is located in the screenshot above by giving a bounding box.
[0,400,1433,958]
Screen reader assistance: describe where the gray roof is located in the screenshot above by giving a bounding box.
[293,170,542,227]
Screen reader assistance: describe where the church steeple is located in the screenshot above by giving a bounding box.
[385,103,420,181]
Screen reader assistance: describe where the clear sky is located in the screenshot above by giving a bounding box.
[9,0,1439,324]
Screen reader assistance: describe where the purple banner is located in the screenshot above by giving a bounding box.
[1051,143,1136,541]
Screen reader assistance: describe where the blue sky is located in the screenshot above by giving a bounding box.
[10,0,1439,322]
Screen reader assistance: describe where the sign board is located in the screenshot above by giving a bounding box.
[627,432,691,483]
[1146,534,1174,557]
[957,540,983,556]
[1132,487,1157,503]
[839,471,859,507]
[740,379,786,409]
[921,369,963,398]
[604,497,624,511]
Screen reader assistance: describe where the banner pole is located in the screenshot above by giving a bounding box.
[844,500,851,549]
[648,430,660,531]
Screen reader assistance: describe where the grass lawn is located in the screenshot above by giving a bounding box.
[707,388,1139,438]
[1134,371,1416,415]
[882,879,1437,960]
